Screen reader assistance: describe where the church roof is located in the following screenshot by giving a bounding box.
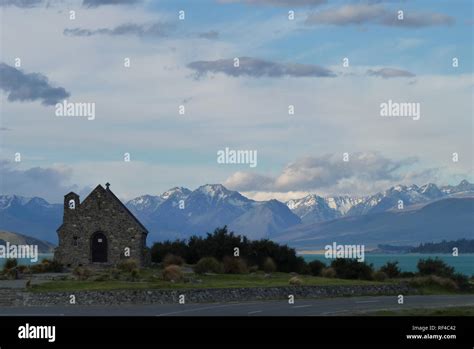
[79,184,149,234]
[104,185,149,234]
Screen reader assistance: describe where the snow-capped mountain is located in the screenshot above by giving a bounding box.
[0,180,472,245]
[275,197,474,249]
[229,199,301,240]
[125,184,300,241]
[0,195,62,243]
[286,180,474,223]
[441,180,474,195]
[286,195,363,224]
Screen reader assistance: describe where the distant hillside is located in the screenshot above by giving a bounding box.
[0,195,62,243]
[411,239,474,253]
[0,230,55,253]
[274,198,474,249]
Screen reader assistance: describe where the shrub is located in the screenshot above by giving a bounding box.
[330,259,374,280]
[263,257,277,274]
[162,265,183,282]
[373,271,388,282]
[400,271,416,278]
[3,258,17,272]
[409,275,457,290]
[73,266,92,281]
[29,259,63,273]
[289,276,303,285]
[451,273,471,291]
[17,265,29,273]
[163,254,185,267]
[194,257,223,274]
[308,260,326,276]
[151,226,306,273]
[151,239,189,263]
[128,268,140,282]
[321,267,336,278]
[248,265,259,273]
[109,268,121,280]
[6,267,19,280]
[417,258,455,278]
[379,261,401,278]
[223,256,248,274]
[118,259,138,273]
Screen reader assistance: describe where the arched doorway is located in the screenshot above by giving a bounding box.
[91,232,108,263]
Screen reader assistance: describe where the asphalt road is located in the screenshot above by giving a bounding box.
[1,295,473,316]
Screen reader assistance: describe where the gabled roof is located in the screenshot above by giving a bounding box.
[80,184,149,234]
[105,185,149,234]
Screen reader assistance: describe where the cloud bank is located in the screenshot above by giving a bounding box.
[0,63,70,106]
[187,57,335,78]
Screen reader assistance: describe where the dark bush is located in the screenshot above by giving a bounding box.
[73,266,92,281]
[400,271,416,278]
[194,257,223,274]
[163,254,185,267]
[162,265,183,282]
[451,273,471,291]
[308,260,326,276]
[330,258,374,280]
[223,256,248,274]
[263,257,277,274]
[29,259,63,273]
[151,239,188,263]
[379,261,401,278]
[150,226,308,273]
[3,258,17,272]
[417,258,455,278]
[373,271,388,282]
[117,259,138,272]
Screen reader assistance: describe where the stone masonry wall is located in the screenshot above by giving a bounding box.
[55,186,147,267]
[18,284,414,306]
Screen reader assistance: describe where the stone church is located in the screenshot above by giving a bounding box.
[54,183,149,267]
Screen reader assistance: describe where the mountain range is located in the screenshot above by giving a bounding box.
[0,180,472,248]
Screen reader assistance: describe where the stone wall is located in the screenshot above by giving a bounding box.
[18,284,414,306]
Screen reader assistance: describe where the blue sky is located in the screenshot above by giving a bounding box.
[0,0,472,202]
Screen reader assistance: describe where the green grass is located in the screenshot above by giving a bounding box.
[30,271,387,293]
[368,306,474,316]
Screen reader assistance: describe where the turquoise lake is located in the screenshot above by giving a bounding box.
[302,253,474,276]
[1,253,473,276]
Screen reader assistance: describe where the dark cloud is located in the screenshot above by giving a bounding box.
[218,0,326,6]
[64,22,171,38]
[305,4,454,27]
[0,63,70,106]
[306,4,385,25]
[197,30,219,40]
[187,57,335,78]
[380,12,454,27]
[0,160,85,203]
[82,0,140,7]
[366,67,415,78]
[225,152,425,193]
[0,0,41,7]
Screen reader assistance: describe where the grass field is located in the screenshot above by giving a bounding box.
[30,270,388,293]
